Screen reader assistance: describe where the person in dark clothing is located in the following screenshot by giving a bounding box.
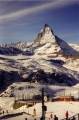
[25,118,27,120]
[2,110,4,114]
[54,115,58,120]
[65,111,69,120]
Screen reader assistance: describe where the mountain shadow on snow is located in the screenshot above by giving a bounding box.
[22,69,78,86]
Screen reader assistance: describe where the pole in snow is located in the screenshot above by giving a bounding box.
[40,88,47,120]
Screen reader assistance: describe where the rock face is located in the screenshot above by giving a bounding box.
[34,24,56,45]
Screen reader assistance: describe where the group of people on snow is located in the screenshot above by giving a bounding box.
[25,110,76,120]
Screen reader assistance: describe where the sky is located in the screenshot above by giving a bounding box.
[0,0,79,44]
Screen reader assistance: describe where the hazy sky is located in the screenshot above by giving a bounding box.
[0,0,79,44]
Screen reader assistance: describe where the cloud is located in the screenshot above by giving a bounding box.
[0,0,78,22]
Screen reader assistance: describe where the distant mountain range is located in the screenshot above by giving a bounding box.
[0,24,79,90]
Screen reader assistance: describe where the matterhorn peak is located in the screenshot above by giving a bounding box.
[43,24,54,35]
[34,24,56,46]
[33,24,79,57]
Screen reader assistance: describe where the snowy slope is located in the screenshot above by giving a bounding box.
[1,98,79,120]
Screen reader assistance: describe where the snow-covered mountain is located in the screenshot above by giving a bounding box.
[0,41,27,50]
[32,24,79,57]
[0,24,79,89]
